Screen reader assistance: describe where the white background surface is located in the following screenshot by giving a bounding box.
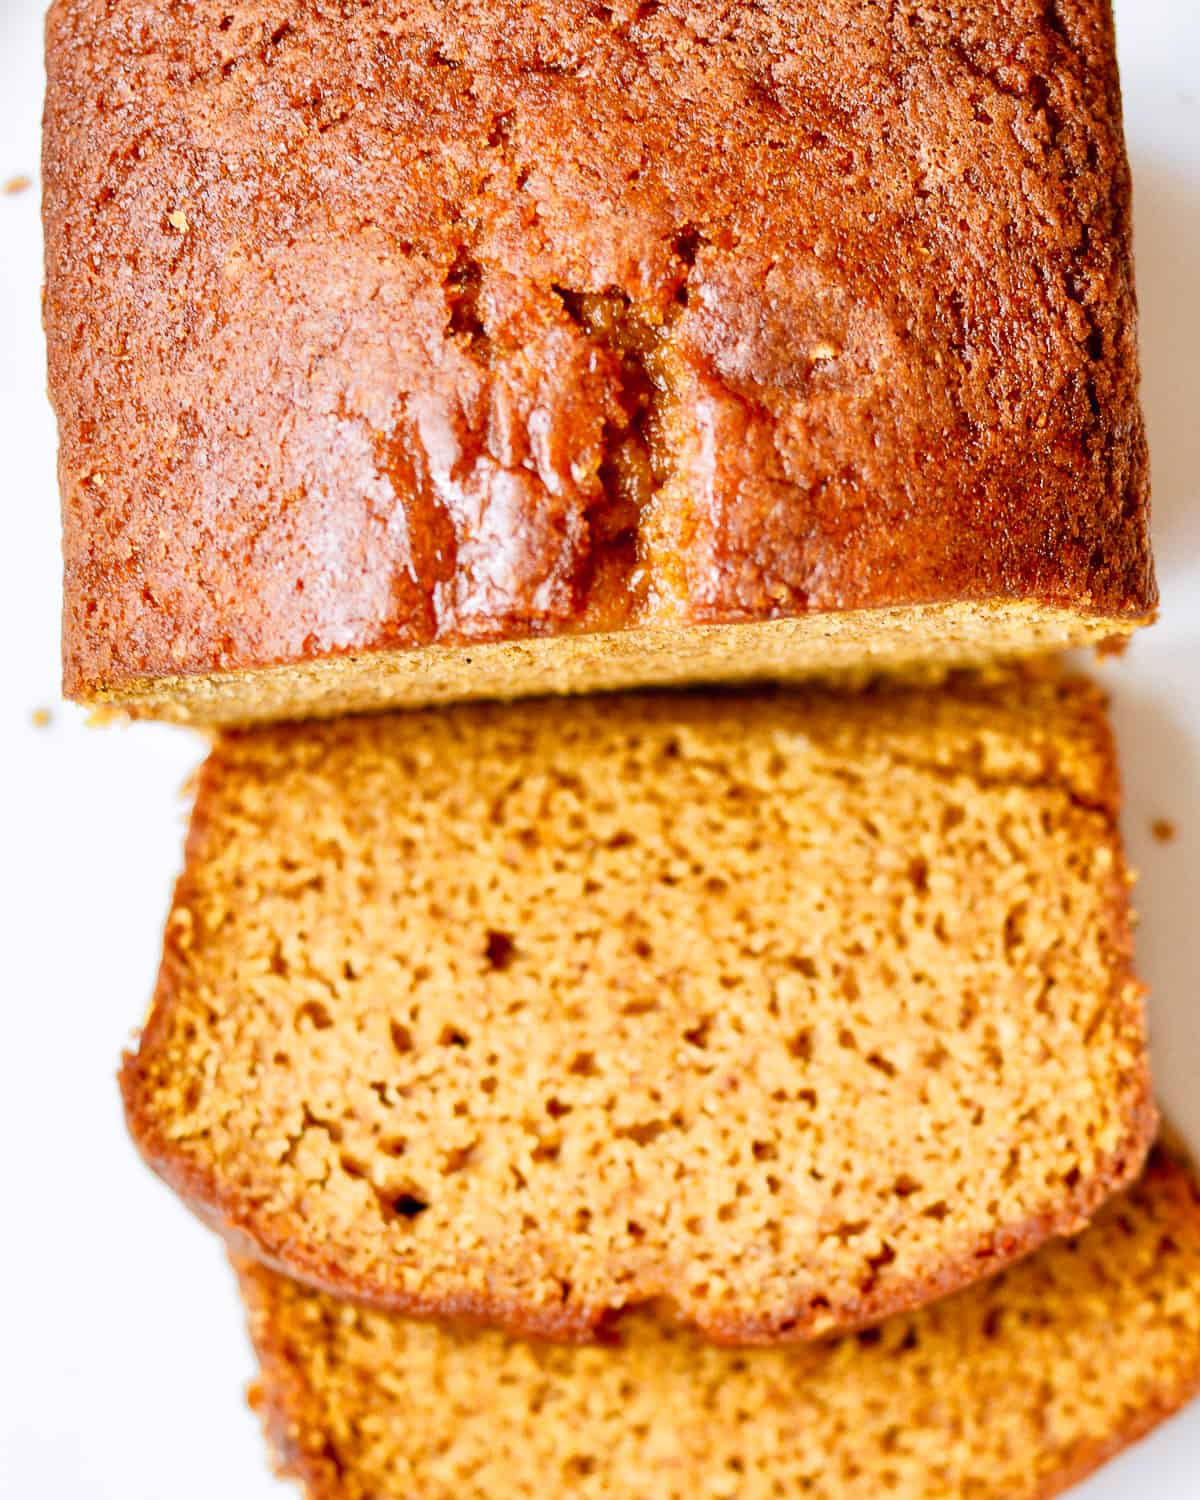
[1,2,1197,1495]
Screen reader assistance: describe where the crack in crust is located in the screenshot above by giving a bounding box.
[45,0,1155,715]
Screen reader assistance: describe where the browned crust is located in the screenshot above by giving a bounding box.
[120,670,1156,1345]
[46,0,1155,707]
[1030,1381,1200,1500]
[1019,1147,1200,1500]
[236,1148,1200,1500]
[244,1313,348,1499]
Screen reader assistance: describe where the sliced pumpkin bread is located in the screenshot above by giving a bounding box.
[239,1145,1200,1500]
[123,671,1153,1341]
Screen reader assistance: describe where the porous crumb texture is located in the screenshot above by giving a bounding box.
[122,672,1154,1341]
[45,0,1155,725]
[240,1149,1200,1500]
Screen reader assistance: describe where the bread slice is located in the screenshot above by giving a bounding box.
[239,1146,1200,1500]
[45,1,1154,727]
[122,671,1154,1342]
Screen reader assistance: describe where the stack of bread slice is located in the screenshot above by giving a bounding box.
[42,0,1199,1496]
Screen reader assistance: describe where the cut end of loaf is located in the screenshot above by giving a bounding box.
[83,602,1146,728]
[122,671,1153,1341]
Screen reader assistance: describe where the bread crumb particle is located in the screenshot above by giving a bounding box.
[3,175,31,196]
[31,707,53,729]
[167,209,190,232]
[1094,633,1130,660]
[1151,818,1177,845]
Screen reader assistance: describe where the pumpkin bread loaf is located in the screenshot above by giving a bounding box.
[238,1146,1200,1500]
[122,671,1154,1341]
[44,0,1155,727]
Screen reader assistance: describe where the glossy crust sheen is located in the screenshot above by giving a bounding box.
[45,0,1155,701]
[121,672,1156,1344]
[236,1147,1200,1500]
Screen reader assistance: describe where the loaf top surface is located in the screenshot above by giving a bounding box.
[239,1146,1200,1500]
[45,0,1155,698]
[123,671,1153,1342]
